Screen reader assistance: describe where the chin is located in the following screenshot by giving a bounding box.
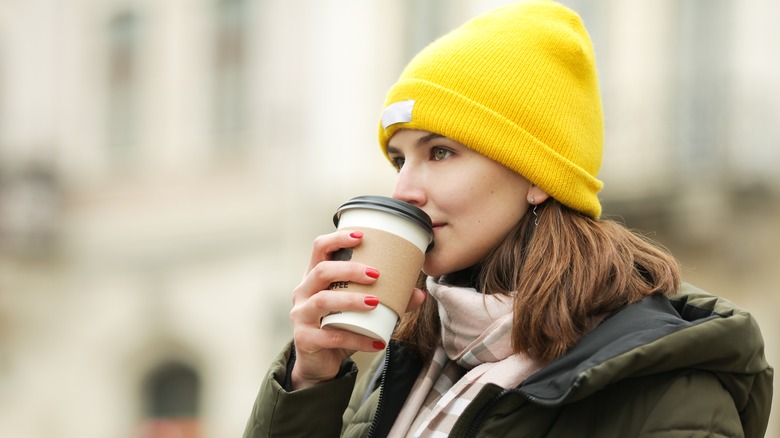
[422,261,447,279]
[422,256,464,279]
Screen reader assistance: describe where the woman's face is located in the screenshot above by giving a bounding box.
[387,129,536,277]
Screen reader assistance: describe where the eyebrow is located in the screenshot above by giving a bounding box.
[387,133,445,155]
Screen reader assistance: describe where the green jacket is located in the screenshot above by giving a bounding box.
[244,284,773,437]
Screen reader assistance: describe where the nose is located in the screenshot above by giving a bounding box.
[391,165,426,206]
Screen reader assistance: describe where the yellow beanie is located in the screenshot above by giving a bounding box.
[378,0,604,218]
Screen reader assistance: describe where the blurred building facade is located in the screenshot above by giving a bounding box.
[0,0,777,437]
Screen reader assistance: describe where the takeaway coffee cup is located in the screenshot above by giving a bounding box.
[320,195,434,345]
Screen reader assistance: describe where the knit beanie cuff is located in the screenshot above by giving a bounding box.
[379,78,604,219]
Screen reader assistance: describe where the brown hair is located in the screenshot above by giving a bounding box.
[393,200,681,364]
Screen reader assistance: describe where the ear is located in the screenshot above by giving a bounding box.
[526,185,550,205]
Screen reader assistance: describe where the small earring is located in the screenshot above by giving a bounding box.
[532,204,539,227]
[527,196,539,227]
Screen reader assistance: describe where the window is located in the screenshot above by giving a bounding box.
[138,362,201,438]
[106,10,141,156]
[213,0,248,145]
[403,0,449,61]
[674,0,730,173]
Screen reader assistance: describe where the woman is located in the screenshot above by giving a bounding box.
[244,1,773,436]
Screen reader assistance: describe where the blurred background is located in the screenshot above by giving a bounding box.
[0,0,777,436]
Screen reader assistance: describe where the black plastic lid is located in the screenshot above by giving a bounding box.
[333,196,434,250]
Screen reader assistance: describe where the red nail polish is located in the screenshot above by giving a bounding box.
[364,296,379,306]
[350,231,364,239]
[373,341,386,350]
[365,268,380,279]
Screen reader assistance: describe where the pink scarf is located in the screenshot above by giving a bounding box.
[388,278,541,437]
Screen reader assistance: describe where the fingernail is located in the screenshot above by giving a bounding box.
[373,341,386,350]
[350,231,364,239]
[364,296,379,306]
[365,267,380,279]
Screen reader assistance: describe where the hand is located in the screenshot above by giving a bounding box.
[288,230,426,390]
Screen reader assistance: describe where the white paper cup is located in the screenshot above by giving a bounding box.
[320,196,434,345]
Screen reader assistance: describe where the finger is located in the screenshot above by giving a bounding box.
[306,230,365,274]
[295,324,386,355]
[290,289,381,325]
[293,260,380,303]
[405,287,427,313]
[290,325,380,390]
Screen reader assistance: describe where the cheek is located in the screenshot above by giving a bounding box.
[466,196,527,258]
[423,165,529,275]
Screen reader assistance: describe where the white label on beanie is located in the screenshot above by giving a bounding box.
[381,99,415,129]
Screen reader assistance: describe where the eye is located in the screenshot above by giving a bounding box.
[391,156,405,170]
[431,147,453,161]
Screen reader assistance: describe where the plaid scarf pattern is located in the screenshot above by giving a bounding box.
[388,278,541,437]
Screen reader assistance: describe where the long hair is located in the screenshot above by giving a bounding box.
[393,199,681,364]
